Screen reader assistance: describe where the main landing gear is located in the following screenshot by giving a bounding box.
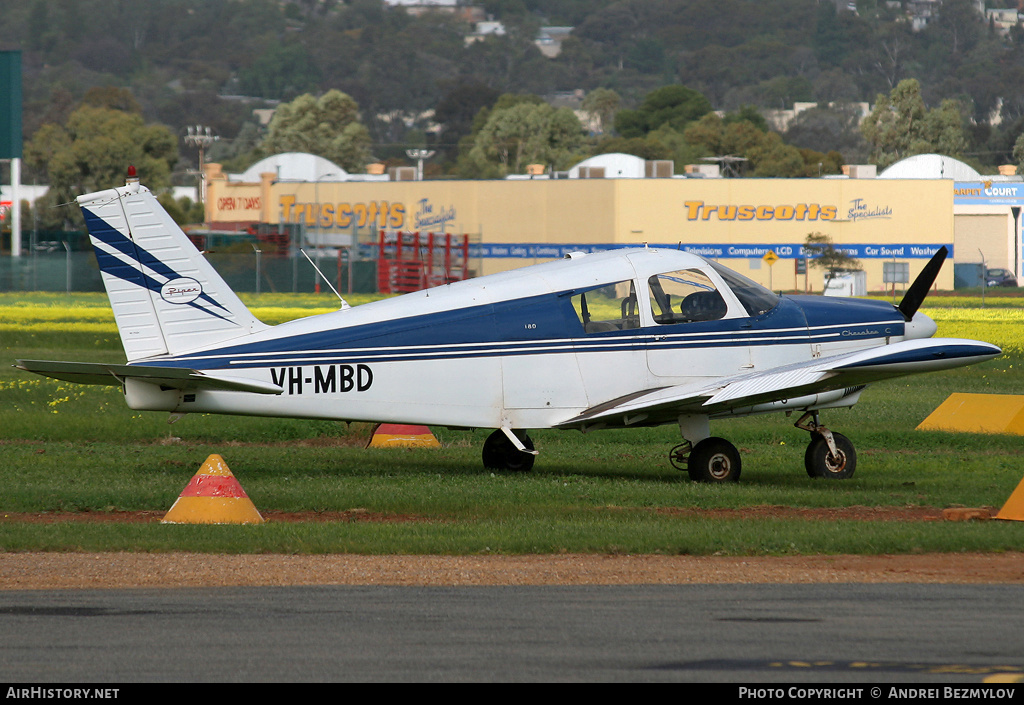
[482,429,536,472]
[669,411,857,482]
[670,437,742,483]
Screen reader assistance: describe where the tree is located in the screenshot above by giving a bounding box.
[860,79,968,168]
[926,0,984,60]
[259,91,373,173]
[804,232,861,292]
[593,134,672,161]
[581,87,621,135]
[81,86,142,114]
[784,103,869,164]
[237,42,321,100]
[25,103,178,228]
[682,111,810,177]
[614,85,712,138]
[1012,131,1024,176]
[469,102,584,175]
[746,131,805,177]
[433,81,502,160]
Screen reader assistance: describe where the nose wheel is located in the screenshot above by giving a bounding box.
[796,412,857,479]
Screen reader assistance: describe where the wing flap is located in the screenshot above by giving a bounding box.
[15,359,283,395]
[703,367,829,405]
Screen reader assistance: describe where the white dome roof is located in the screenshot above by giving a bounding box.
[878,154,980,180]
[233,153,348,183]
[569,153,648,178]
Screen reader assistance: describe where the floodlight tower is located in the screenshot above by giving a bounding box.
[406,149,435,181]
[184,125,219,204]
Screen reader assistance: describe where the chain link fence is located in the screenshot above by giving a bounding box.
[1,231,380,294]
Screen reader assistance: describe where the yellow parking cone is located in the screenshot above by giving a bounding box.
[161,454,264,525]
[367,424,441,448]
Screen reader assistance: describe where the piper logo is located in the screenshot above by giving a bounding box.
[161,277,203,304]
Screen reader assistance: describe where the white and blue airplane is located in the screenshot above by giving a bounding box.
[17,172,1001,482]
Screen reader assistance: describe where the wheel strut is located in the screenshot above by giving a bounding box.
[794,411,838,458]
[669,441,692,471]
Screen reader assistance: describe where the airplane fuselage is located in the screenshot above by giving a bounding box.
[122,249,917,431]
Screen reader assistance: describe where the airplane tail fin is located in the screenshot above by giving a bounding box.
[77,170,268,362]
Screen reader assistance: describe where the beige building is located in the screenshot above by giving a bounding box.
[203,153,1021,293]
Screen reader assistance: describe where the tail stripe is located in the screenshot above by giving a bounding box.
[83,208,233,319]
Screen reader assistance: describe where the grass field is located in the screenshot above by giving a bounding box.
[2,291,1023,555]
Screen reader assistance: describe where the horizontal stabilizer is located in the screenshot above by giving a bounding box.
[15,359,283,395]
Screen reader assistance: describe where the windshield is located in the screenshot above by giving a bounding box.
[706,260,779,317]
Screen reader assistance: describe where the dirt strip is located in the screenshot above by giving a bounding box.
[2,552,1023,590]
[0,505,1001,524]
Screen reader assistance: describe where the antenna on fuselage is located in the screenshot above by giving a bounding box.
[300,249,351,310]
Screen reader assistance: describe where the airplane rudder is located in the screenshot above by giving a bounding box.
[120,186,269,354]
[78,184,171,360]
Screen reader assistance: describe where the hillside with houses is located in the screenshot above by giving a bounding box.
[3,0,1024,186]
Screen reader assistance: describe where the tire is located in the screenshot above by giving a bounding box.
[687,437,741,483]
[805,432,856,479]
[482,429,535,472]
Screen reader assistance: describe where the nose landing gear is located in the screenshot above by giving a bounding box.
[795,411,856,479]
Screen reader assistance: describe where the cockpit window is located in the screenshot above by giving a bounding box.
[648,269,727,325]
[706,260,779,317]
[571,280,640,333]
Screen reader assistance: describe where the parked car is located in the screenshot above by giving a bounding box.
[986,268,1018,287]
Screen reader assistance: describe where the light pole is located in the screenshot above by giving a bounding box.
[62,240,71,293]
[250,242,262,296]
[405,149,435,181]
[184,125,219,205]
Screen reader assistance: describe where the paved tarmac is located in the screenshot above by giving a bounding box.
[1,584,1023,682]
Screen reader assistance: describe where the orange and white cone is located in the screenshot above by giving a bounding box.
[161,454,264,525]
[367,424,441,448]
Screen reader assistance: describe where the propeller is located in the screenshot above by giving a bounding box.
[897,246,947,321]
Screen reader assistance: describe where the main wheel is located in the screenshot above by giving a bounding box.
[687,437,741,483]
[482,429,535,472]
[805,432,856,479]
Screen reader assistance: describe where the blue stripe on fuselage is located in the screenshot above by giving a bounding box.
[129,290,902,373]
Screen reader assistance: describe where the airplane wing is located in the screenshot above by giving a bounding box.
[555,338,1001,429]
[14,359,283,395]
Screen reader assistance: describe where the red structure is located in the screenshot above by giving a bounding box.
[377,231,471,294]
